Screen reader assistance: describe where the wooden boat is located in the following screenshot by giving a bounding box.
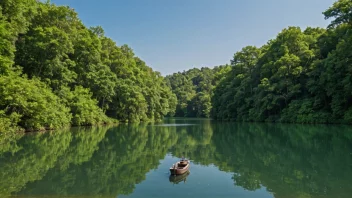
[169,170,190,184]
[169,159,190,175]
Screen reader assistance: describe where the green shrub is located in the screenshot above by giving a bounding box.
[57,86,115,126]
[0,72,71,131]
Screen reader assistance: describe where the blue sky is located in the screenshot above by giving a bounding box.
[51,0,335,76]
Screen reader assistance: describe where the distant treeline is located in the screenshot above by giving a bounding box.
[167,0,352,124]
[0,0,177,132]
[165,65,231,118]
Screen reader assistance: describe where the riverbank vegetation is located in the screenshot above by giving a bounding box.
[1,0,352,133]
[0,0,176,132]
[167,0,352,124]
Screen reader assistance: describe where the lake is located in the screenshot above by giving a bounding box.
[1,118,352,198]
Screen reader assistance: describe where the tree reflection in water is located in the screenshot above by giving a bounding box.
[0,120,352,198]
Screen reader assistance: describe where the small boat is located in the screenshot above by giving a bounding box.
[170,159,190,175]
[169,170,190,184]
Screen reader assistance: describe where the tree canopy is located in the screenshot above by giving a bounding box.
[2,0,352,131]
[167,0,352,124]
[0,0,176,132]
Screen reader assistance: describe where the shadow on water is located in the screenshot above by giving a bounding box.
[169,171,190,185]
[0,119,352,198]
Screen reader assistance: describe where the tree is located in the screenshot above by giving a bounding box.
[323,0,352,28]
[0,0,37,74]
[0,71,71,131]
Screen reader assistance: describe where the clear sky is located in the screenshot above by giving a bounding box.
[51,0,335,76]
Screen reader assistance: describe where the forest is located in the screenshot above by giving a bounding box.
[167,0,352,124]
[0,0,177,132]
[1,0,352,133]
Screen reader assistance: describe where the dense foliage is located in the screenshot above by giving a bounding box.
[165,65,231,118]
[0,71,71,131]
[0,0,176,132]
[167,0,352,124]
[2,0,352,130]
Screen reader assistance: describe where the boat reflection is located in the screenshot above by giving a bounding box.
[169,171,190,184]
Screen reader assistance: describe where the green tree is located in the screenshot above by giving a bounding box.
[167,65,230,118]
[323,0,352,28]
[0,72,71,131]
[0,0,37,74]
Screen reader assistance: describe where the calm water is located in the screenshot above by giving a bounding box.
[1,119,352,198]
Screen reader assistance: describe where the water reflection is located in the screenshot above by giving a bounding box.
[169,171,190,184]
[209,123,352,198]
[0,120,351,198]
[152,124,196,127]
